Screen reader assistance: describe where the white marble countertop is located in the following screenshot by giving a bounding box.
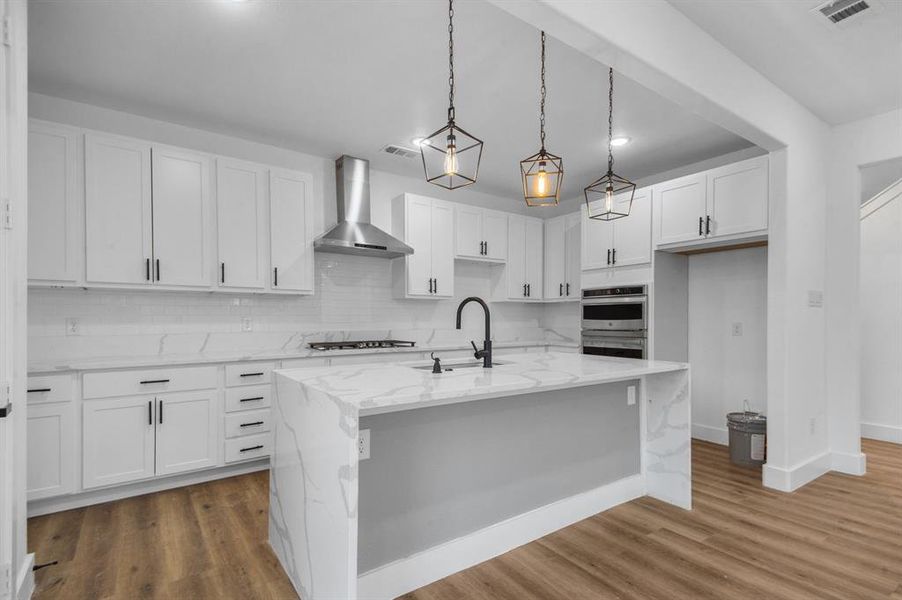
[28,339,579,373]
[275,351,688,417]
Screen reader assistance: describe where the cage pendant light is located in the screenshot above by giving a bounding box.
[584,68,635,221]
[420,0,484,190]
[520,31,563,207]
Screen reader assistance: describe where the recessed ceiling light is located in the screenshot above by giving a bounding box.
[611,136,631,147]
[411,137,429,147]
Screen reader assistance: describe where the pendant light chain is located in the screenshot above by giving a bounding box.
[539,31,546,151]
[607,67,614,174]
[447,0,455,123]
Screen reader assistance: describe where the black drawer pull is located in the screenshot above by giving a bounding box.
[140,379,170,385]
[240,421,265,428]
[239,396,264,403]
[240,372,265,378]
[240,445,264,453]
[27,388,52,393]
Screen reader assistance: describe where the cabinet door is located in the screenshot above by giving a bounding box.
[707,156,768,238]
[85,134,153,285]
[270,169,314,292]
[156,391,220,476]
[544,216,566,299]
[525,217,544,300]
[83,396,155,489]
[581,210,614,271]
[430,200,455,298]
[405,196,433,296]
[454,204,483,259]
[27,402,75,500]
[216,159,266,290]
[655,173,707,245]
[151,146,212,287]
[28,121,79,283]
[612,188,651,267]
[483,209,509,261]
[506,215,527,299]
[564,212,581,298]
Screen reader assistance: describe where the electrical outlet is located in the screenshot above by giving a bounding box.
[358,429,371,460]
[808,290,824,308]
[627,385,636,406]
[66,318,79,335]
[241,318,253,332]
[809,417,816,435]
[732,322,743,337]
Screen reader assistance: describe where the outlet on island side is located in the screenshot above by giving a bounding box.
[358,429,371,460]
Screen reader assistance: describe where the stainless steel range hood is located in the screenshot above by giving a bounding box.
[314,155,413,258]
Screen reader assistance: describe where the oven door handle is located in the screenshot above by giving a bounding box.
[581,296,647,306]
[583,338,646,350]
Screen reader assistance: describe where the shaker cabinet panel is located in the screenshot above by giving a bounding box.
[707,155,768,238]
[27,121,80,283]
[655,173,707,246]
[270,169,314,293]
[216,159,267,290]
[404,195,434,297]
[483,210,509,261]
[544,216,566,299]
[83,396,156,489]
[430,201,455,298]
[611,188,652,267]
[27,402,76,500]
[582,213,614,271]
[84,133,153,285]
[155,391,220,476]
[454,204,483,259]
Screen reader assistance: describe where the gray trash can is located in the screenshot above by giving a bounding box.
[726,411,767,467]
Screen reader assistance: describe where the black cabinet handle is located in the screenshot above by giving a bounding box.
[239,396,264,403]
[523,283,527,297]
[434,278,438,294]
[273,267,278,287]
[607,249,611,265]
[240,372,265,378]
[240,421,265,428]
[706,215,711,236]
[221,262,225,284]
[484,241,487,255]
[699,216,704,236]
[155,258,160,281]
[145,258,151,281]
[527,283,531,297]
[27,388,51,393]
[566,282,570,296]
[159,399,163,424]
[148,400,152,425]
[559,283,563,297]
[612,249,617,265]
[140,379,170,385]
[240,445,264,453]
[428,278,433,294]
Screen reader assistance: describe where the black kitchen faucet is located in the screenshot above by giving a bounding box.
[455,296,492,368]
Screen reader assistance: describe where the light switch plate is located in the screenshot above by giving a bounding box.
[627,385,636,406]
[241,318,253,332]
[65,318,79,335]
[808,290,824,308]
[732,322,743,336]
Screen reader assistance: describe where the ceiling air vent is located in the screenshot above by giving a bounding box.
[381,144,420,160]
[815,0,882,29]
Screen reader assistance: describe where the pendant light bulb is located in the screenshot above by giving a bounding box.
[535,162,548,197]
[604,180,615,213]
[443,134,459,176]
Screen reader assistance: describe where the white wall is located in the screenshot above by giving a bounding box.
[827,108,902,464]
[859,181,902,443]
[688,248,767,445]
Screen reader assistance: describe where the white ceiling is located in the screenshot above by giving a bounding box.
[669,0,902,125]
[28,0,754,201]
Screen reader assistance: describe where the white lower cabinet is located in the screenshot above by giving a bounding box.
[83,389,220,489]
[27,402,76,500]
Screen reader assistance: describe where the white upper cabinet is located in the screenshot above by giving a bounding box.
[392,194,454,299]
[654,155,768,249]
[497,214,543,301]
[269,168,315,293]
[216,158,267,290]
[582,188,651,271]
[544,212,581,300]
[84,133,153,285]
[655,173,707,246]
[28,121,80,284]
[151,146,212,287]
[706,155,768,238]
[454,205,508,262]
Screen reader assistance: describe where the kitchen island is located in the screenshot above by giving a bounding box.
[269,351,690,600]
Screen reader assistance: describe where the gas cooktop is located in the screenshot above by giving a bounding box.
[308,340,416,351]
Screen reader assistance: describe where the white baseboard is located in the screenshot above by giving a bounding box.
[356,474,645,600]
[691,423,728,445]
[763,451,831,492]
[831,451,867,476]
[861,422,902,444]
[28,459,269,517]
[16,553,34,600]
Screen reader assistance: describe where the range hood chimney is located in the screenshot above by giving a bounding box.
[314,155,414,258]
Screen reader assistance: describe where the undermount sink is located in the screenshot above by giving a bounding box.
[412,360,509,371]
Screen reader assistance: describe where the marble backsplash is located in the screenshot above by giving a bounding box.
[29,254,580,369]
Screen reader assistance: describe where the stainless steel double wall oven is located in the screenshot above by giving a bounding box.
[581,285,648,359]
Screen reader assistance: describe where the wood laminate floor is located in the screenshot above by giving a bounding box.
[29,439,902,600]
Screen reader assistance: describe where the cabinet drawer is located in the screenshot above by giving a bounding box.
[26,374,74,404]
[225,432,271,463]
[83,366,218,399]
[225,384,271,413]
[224,408,272,439]
[225,362,274,387]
